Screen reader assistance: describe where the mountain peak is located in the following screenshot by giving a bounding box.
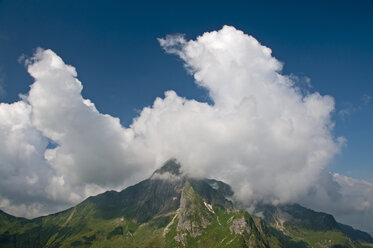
[1,166,373,247]
[153,158,181,176]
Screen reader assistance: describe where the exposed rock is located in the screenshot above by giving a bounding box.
[163,212,178,237]
[174,233,188,246]
[229,217,251,235]
[176,181,211,239]
[62,207,76,227]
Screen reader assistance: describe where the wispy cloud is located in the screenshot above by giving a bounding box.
[362,94,371,105]
[338,94,371,120]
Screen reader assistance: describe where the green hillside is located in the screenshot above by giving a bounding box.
[0,159,372,248]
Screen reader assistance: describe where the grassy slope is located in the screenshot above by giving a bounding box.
[1,179,373,247]
[283,222,361,248]
[0,181,279,248]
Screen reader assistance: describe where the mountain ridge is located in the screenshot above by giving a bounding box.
[0,160,372,248]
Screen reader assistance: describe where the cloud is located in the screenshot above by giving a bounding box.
[299,172,373,234]
[0,26,372,234]
[0,49,155,217]
[151,25,341,206]
[362,94,371,105]
[332,173,373,233]
[0,100,61,217]
[26,48,151,188]
[151,172,182,182]
[338,94,371,120]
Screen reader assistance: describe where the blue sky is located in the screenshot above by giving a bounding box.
[0,1,372,179]
[1,0,373,233]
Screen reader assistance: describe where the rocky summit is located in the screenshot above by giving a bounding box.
[0,159,372,248]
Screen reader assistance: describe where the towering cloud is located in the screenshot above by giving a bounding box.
[0,101,53,217]
[26,49,150,188]
[144,25,341,205]
[0,49,155,217]
[0,26,372,233]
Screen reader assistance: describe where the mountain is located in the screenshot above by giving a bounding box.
[0,159,372,248]
[259,204,373,248]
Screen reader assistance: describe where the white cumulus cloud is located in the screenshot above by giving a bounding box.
[0,49,155,217]
[26,48,150,188]
[0,26,372,234]
[146,25,341,206]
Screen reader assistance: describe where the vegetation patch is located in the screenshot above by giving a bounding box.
[106,226,123,239]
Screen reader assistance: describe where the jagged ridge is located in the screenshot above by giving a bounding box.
[0,160,372,248]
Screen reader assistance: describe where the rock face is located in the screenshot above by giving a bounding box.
[230,217,252,235]
[176,181,212,245]
[153,158,182,176]
[0,159,373,248]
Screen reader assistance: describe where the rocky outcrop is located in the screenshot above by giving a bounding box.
[174,181,213,245]
[229,217,252,235]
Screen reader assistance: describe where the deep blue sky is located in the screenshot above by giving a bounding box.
[0,0,372,180]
